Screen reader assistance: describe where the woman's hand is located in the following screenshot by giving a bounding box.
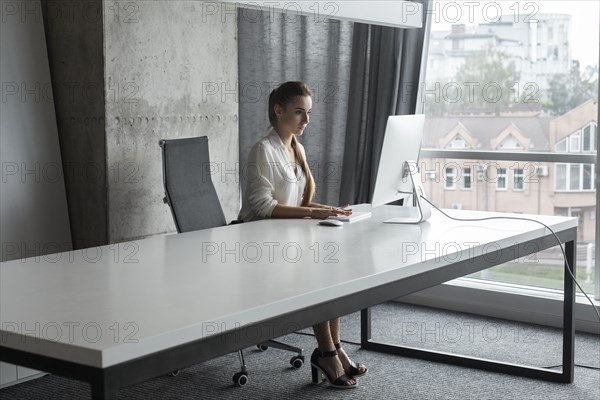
[308,204,353,219]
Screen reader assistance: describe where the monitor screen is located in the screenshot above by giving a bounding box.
[371,114,425,208]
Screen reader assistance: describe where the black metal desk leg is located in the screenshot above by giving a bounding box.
[361,308,372,346]
[91,374,118,400]
[562,239,576,383]
[360,231,578,383]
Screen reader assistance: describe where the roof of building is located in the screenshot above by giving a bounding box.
[423,115,553,151]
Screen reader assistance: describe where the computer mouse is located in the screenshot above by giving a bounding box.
[318,219,344,227]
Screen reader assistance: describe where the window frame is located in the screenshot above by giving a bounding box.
[555,138,568,152]
[462,166,472,190]
[415,4,599,330]
[556,162,597,192]
[419,149,599,312]
[570,131,581,152]
[496,167,507,190]
[444,166,457,190]
[512,167,524,191]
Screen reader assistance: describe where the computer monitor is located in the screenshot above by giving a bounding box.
[371,114,431,223]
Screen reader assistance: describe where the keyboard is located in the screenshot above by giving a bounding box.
[330,211,372,223]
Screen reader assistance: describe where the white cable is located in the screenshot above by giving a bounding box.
[419,195,600,324]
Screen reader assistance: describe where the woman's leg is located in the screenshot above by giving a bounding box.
[312,321,356,386]
[328,318,367,375]
[313,321,335,351]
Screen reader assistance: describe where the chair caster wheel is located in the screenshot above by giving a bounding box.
[233,372,248,386]
[290,355,304,369]
[257,344,269,351]
[167,370,180,377]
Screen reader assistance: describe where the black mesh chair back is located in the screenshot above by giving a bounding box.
[160,136,227,233]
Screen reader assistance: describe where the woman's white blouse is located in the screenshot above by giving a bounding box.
[238,127,307,222]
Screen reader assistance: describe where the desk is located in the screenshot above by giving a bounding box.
[0,206,577,399]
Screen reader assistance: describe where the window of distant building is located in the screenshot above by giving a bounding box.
[447,135,469,149]
[558,124,597,152]
[583,164,594,190]
[498,134,523,150]
[555,123,597,191]
[555,138,568,152]
[556,163,596,191]
[496,168,507,190]
[570,131,581,152]
[452,39,464,51]
[582,123,598,152]
[445,167,457,189]
[513,168,524,191]
[462,167,472,189]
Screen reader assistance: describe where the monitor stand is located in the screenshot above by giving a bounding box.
[384,161,432,224]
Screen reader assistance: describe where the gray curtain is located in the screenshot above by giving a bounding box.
[238,11,353,205]
[238,1,431,206]
[339,0,432,205]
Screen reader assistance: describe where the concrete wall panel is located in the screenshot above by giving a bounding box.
[103,1,239,242]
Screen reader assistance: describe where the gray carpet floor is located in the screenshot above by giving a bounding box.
[1,302,598,399]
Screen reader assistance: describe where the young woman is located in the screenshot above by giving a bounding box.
[238,81,367,389]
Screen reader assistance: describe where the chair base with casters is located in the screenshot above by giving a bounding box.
[167,349,249,387]
[257,341,305,369]
[159,136,303,385]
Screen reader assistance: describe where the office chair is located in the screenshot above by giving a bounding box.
[159,136,305,386]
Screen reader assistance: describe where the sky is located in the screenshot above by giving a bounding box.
[430,0,600,69]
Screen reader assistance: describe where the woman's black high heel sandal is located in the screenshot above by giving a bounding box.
[334,343,368,377]
[310,349,358,389]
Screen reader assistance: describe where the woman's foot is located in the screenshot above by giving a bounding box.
[335,343,368,377]
[310,349,358,388]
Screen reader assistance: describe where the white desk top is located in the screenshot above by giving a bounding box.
[0,205,576,368]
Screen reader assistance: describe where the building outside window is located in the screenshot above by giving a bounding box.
[422,1,598,302]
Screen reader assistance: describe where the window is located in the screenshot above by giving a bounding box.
[569,164,581,190]
[452,39,463,51]
[555,164,567,190]
[557,163,596,191]
[569,131,580,152]
[448,135,469,149]
[513,168,524,191]
[422,0,598,316]
[445,167,457,189]
[583,125,592,152]
[583,164,594,190]
[555,138,568,152]
[496,168,507,190]
[462,167,472,189]
[582,123,598,152]
[498,135,522,149]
